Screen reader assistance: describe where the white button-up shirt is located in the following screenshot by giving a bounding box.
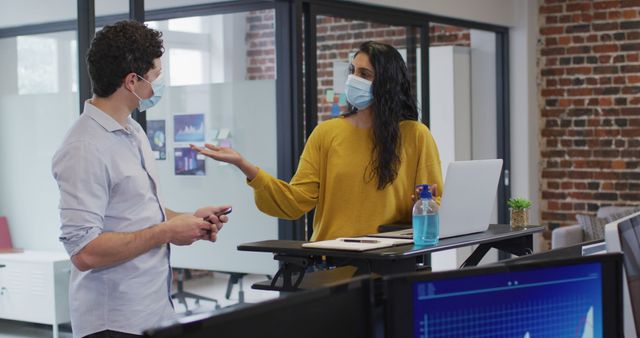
[52,102,175,337]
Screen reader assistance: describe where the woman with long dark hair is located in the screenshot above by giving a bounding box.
[192,41,442,241]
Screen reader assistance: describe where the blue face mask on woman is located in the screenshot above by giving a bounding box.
[130,74,164,111]
[345,74,373,110]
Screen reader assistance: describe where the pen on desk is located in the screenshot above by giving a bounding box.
[342,238,379,243]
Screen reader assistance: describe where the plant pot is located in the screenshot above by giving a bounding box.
[510,208,529,229]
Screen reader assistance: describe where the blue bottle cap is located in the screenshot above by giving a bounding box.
[416,184,432,200]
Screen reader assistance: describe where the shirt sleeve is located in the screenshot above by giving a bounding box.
[247,129,321,219]
[415,125,444,204]
[52,141,109,256]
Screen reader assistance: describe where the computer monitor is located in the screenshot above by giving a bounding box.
[143,276,376,338]
[605,211,640,337]
[384,254,623,338]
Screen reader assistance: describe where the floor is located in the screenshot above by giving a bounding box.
[0,273,279,338]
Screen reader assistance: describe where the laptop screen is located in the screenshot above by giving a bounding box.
[384,254,623,338]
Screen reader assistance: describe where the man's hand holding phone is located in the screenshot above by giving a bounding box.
[194,205,232,242]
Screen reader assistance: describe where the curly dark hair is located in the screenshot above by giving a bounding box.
[347,41,419,190]
[87,20,164,97]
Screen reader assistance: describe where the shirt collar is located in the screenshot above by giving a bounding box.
[83,100,137,134]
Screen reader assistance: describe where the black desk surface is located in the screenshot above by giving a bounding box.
[238,224,543,260]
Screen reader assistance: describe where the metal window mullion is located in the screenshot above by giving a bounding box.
[420,24,430,127]
[496,31,511,226]
[275,0,305,240]
[77,0,95,114]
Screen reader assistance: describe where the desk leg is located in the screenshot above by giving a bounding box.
[52,324,58,338]
[460,244,492,268]
[492,234,534,257]
[460,234,534,268]
[267,255,313,291]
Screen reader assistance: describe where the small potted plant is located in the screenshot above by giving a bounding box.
[507,198,532,229]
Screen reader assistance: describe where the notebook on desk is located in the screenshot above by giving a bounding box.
[302,237,413,252]
[370,159,503,240]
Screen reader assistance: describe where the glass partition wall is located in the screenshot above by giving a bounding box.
[142,11,279,274]
[0,0,510,262]
[0,26,79,251]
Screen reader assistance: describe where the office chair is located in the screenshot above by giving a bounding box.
[171,268,221,314]
[224,272,247,303]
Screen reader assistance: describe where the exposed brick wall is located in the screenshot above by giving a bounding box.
[245,10,276,80]
[430,24,471,47]
[539,0,640,228]
[245,13,469,121]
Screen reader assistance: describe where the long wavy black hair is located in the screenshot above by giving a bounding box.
[346,41,419,190]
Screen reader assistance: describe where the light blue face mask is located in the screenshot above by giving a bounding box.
[131,74,164,111]
[345,74,373,110]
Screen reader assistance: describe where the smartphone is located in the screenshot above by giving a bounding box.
[203,207,232,225]
[217,207,232,216]
[204,207,232,234]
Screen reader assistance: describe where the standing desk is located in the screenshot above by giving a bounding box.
[237,224,543,291]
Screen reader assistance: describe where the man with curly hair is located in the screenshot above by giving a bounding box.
[52,20,230,338]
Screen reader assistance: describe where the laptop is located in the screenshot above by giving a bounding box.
[370,159,503,239]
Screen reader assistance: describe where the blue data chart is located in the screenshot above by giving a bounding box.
[413,263,603,338]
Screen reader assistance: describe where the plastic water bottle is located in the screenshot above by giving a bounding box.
[412,184,439,246]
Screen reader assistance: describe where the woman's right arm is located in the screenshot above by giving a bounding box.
[191,141,321,220]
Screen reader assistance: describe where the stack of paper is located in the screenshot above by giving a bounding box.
[302,236,413,251]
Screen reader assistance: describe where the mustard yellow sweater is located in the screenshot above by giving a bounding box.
[248,116,443,241]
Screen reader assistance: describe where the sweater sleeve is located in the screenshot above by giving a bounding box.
[415,126,444,204]
[247,128,322,219]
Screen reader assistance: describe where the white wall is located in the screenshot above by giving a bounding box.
[220,12,249,82]
[430,46,472,174]
[469,29,501,265]
[509,0,541,249]
[428,46,471,272]
[470,29,497,161]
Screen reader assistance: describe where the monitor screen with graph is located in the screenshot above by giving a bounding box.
[384,254,623,338]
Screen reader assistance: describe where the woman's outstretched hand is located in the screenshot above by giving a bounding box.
[190,143,243,166]
[190,143,259,180]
